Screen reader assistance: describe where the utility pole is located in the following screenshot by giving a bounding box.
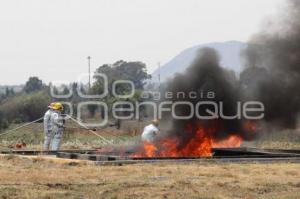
[87,56,91,90]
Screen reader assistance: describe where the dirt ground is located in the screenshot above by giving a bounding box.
[0,155,300,199]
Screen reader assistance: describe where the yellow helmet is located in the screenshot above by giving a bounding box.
[52,102,63,111]
[151,119,159,126]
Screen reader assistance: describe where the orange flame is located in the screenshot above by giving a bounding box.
[133,123,244,158]
[212,135,243,148]
[143,142,158,157]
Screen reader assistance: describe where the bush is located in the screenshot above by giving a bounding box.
[0,111,9,130]
[0,89,51,123]
[0,119,9,129]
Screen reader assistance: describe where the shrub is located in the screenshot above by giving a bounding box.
[0,89,51,123]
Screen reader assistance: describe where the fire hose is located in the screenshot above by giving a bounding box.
[0,114,113,148]
[0,117,44,150]
[65,114,113,145]
[0,117,44,137]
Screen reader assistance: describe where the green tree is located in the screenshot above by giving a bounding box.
[93,60,151,96]
[114,60,151,89]
[85,60,151,117]
[4,87,15,97]
[24,77,44,93]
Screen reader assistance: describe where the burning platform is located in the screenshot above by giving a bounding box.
[55,147,300,165]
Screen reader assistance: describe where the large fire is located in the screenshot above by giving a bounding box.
[133,123,244,158]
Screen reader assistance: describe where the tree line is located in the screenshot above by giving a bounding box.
[0,60,151,131]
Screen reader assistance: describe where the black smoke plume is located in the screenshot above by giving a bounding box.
[241,0,300,129]
[161,48,256,144]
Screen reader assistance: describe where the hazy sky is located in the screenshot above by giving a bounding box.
[0,0,284,85]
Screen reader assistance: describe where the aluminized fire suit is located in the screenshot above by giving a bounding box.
[43,108,53,150]
[49,110,64,150]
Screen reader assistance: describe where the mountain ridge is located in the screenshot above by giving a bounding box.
[151,41,247,82]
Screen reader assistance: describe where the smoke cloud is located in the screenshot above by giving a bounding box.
[161,47,257,148]
[241,0,300,129]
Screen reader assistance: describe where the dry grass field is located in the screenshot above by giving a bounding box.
[0,155,300,199]
[1,123,300,198]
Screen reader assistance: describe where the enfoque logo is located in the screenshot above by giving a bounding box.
[50,73,265,127]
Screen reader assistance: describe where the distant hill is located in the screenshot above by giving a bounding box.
[151,41,247,82]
